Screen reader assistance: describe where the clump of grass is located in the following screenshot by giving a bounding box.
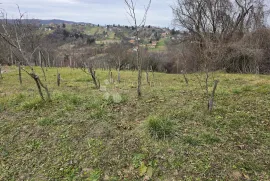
[38,117,55,126]
[183,135,201,146]
[232,89,241,94]
[69,95,82,105]
[89,108,106,119]
[146,116,174,139]
[20,98,45,110]
[201,133,221,145]
[83,99,101,110]
[241,85,252,92]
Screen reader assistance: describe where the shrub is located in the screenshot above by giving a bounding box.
[146,116,173,139]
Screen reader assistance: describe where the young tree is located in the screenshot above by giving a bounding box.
[106,43,131,83]
[124,0,152,97]
[0,7,51,101]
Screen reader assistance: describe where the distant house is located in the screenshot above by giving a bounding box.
[152,41,157,46]
[147,41,158,49]
[129,40,135,44]
[161,32,169,38]
[45,26,54,31]
[133,46,139,52]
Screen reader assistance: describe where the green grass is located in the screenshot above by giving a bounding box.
[0,67,270,180]
[146,116,174,139]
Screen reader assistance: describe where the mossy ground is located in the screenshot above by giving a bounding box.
[0,66,270,180]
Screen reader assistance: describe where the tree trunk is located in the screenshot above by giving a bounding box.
[18,64,22,85]
[118,68,121,83]
[208,80,219,112]
[10,46,14,65]
[182,71,188,85]
[137,63,142,96]
[110,71,113,84]
[88,67,100,89]
[136,38,142,97]
[0,64,2,79]
[32,74,44,100]
[150,65,154,79]
[146,69,150,85]
[48,54,51,67]
[39,51,42,66]
[57,70,61,86]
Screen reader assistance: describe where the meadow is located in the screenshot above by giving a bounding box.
[0,66,270,180]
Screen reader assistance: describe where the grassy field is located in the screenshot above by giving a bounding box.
[0,66,270,180]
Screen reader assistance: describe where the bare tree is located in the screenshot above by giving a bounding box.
[171,0,266,44]
[0,7,51,101]
[81,63,100,89]
[106,43,131,83]
[124,0,151,97]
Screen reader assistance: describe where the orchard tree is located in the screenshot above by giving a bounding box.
[124,0,151,97]
[0,6,51,101]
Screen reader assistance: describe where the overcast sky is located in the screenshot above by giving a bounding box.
[1,0,270,28]
[0,0,175,27]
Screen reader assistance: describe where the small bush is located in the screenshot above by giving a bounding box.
[146,116,174,139]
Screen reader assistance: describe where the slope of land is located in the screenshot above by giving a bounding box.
[0,67,270,180]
